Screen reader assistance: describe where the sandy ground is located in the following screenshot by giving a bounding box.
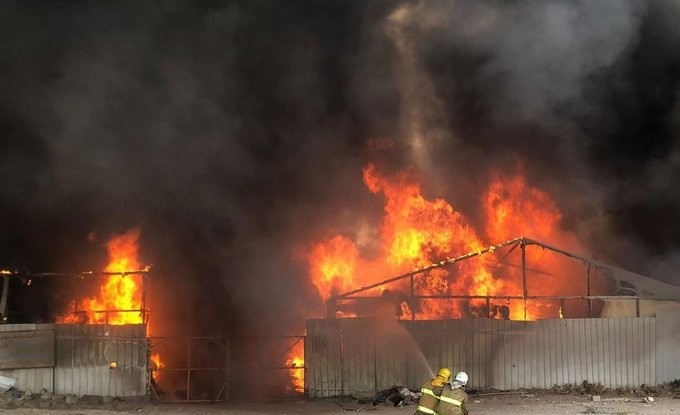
[2,391,679,415]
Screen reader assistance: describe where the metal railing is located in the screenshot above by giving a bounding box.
[326,237,680,320]
[148,336,230,402]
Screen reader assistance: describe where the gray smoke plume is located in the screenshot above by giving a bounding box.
[1,0,680,339]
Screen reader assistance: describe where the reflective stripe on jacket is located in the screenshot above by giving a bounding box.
[416,404,437,415]
[439,395,462,406]
[435,385,469,415]
[417,380,444,415]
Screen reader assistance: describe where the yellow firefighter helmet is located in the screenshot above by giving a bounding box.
[432,367,451,386]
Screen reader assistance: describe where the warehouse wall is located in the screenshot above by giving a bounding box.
[656,310,680,384]
[0,324,147,397]
[600,299,680,317]
[305,314,674,398]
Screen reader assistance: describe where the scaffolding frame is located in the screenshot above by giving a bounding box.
[326,237,680,320]
[0,269,151,324]
[146,334,305,402]
[148,336,230,402]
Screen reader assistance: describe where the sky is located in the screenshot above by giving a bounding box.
[2,0,680,336]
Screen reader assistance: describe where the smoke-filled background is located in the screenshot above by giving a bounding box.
[2,0,680,337]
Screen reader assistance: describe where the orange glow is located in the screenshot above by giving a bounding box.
[484,171,562,243]
[58,228,145,324]
[484,170,594,317]
[308,235,361,300]
[307,163,596,321]
[150,353,165,381]
[57,228,164,379]
[285,342,304,393]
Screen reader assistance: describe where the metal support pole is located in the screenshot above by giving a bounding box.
[410,274,415,321]
[327,297,336,319]
[521,239,528,321]
[142,273,148,324]
[586,264,592,318]
[225,339,230,401]
[339,323,345,397]
[0,276,9,322]
[146,338,151,398]
[301,337,305,399]
[187,339,191,401]
[373,336,378,394]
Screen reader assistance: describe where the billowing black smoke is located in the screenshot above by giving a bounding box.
[2,0,680,353]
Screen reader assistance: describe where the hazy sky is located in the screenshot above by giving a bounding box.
[2,0,680,334]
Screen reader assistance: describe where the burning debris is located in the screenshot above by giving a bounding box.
[307,164,611,321]
[57,228,149,325]
[4,0,680,403]
[282,339,305,394]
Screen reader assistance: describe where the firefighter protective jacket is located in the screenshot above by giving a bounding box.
[435,384,470,415]
[417,379,445,415]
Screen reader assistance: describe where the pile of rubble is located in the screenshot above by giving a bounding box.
[0,387,145,409]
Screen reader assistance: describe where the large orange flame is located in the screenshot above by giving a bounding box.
[285,342,304,394]
[308,235,361,300]
[57,228,164,379]
[150,353,165,381]
[484,171,594,319]
[308,164,594,321]
[58,228,145,324]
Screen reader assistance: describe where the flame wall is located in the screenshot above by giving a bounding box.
[3,0,680,399]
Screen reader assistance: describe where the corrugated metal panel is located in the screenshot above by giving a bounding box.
[486,318,656,389]
[399,320,435,389]
[55,324,146,397]
[656,310,680,383]
[305,319,343,398]
[0,366,52,393]
[0,329,54,369]
[0,323,146,397]
[0,324,53,393]
[342,319,376,395]
[0,324,38,332]
[306,315,667,397]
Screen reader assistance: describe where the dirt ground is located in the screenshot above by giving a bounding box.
[2,391,679,415]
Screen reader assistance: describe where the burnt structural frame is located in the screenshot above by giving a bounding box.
[0,268,153,397]
[325,236,680,320]
[0,269,151,324]
[147,336,231,402]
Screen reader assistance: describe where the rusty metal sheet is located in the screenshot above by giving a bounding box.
[0,329,55,369]
[307,315,664,397]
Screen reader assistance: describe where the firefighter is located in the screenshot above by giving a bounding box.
[416,367,451,415]
[436,371,470,415]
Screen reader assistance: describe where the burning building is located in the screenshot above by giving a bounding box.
[300,163,680,397]
[304,233,680,397]
[4,0,680,404]
[0,226,304,402]
[0,230,152,398]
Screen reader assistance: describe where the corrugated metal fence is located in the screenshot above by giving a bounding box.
[306,311,680,397]
[0,324,147,397]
